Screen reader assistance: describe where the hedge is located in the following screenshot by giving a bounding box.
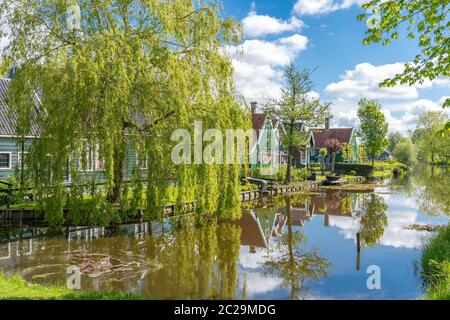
[335,163,374,177]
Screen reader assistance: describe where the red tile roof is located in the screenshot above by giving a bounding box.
[252,113,266,131]
[251,113,281,136]
[310,193,352,216]
[311,128,353,148]
[223,212,268,249]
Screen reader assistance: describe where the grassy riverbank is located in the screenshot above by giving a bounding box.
[0,272,141,300]
[420,225,450,300]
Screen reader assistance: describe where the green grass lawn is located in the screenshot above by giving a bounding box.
[0,272,141,300]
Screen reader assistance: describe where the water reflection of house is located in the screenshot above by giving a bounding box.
[271,213,286,237]
[67,227,106,241]
[0,239,35,268]
[290,202,314,227]
[310,192,356,227]
[253,207,286,245]
[228,211,268,253]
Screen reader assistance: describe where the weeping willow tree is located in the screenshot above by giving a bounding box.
[0,0,247,225]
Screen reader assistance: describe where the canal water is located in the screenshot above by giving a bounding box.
[0,166,448,299]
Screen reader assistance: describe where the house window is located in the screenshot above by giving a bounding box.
[80,144,104,172]
[265,127,271,151]
[136,155,148,170]
[62,159,70,182]
[0,153,11,169]
[81,148,95,171]
[95,149,105,171]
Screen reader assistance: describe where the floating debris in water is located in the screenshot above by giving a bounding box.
[320,184,377,192]
[404,224,445,232]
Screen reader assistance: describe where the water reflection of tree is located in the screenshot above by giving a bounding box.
[412,166,450,216]
[143,219,241,299]
[261,197,331,300]
[216,223,241,299]
[356,194,388,248]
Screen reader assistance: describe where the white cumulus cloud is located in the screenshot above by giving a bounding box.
[325,62,450,101]
[325,62,420,100]
[242,11,305,37]
[293,0,367,16]
[330,97,449,134]
[223,34,309,102]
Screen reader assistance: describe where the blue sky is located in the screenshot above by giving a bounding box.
[221,0,450,134]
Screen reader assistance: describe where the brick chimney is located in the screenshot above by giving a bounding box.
[325,117,330,130]
[251,101,257,114]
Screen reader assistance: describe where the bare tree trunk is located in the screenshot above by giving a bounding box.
[20,139,25,188]
[285,147,292,184]
[285,196,297,300]
[108,133,126,203]
[331,153,336,175]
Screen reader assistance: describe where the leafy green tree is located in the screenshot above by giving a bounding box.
[387,131,406,154]
[358,0,450,130]
[357,99,388,166]
[358,143,368,164]
[412,166,450,216]
[0,0,245,223]
[356,194,388,248]
[341,142,354,163]
[263,64,332,183]
[414,111,449,164]
[393,139,417,166]
[319,148,327,175]
[262,196,331,300]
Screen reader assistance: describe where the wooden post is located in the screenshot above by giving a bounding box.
[6,188,11,209]
[356,232,361,271]
[20,139,25,188]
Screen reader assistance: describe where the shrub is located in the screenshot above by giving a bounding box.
[309,163,321,169]
[393,139,417,167]
[277,165,287,182]
[241,183,259,191]
[248,165,308,183]
[248,166,261,178]
[291,168,308,182]
[335,163,374,177]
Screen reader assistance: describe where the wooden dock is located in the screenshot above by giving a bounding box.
[322,179,348,186]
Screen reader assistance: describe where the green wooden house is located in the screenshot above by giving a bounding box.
[308,120,358,164]
[249,102,287,173]
[0,78,145,184]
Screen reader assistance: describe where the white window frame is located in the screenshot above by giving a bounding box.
[63,158,71,183]
[136,155,148,170]
[0,152,12,170]
[79,148,95,172]
[79,144,105,172]
[95,147,105,172]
